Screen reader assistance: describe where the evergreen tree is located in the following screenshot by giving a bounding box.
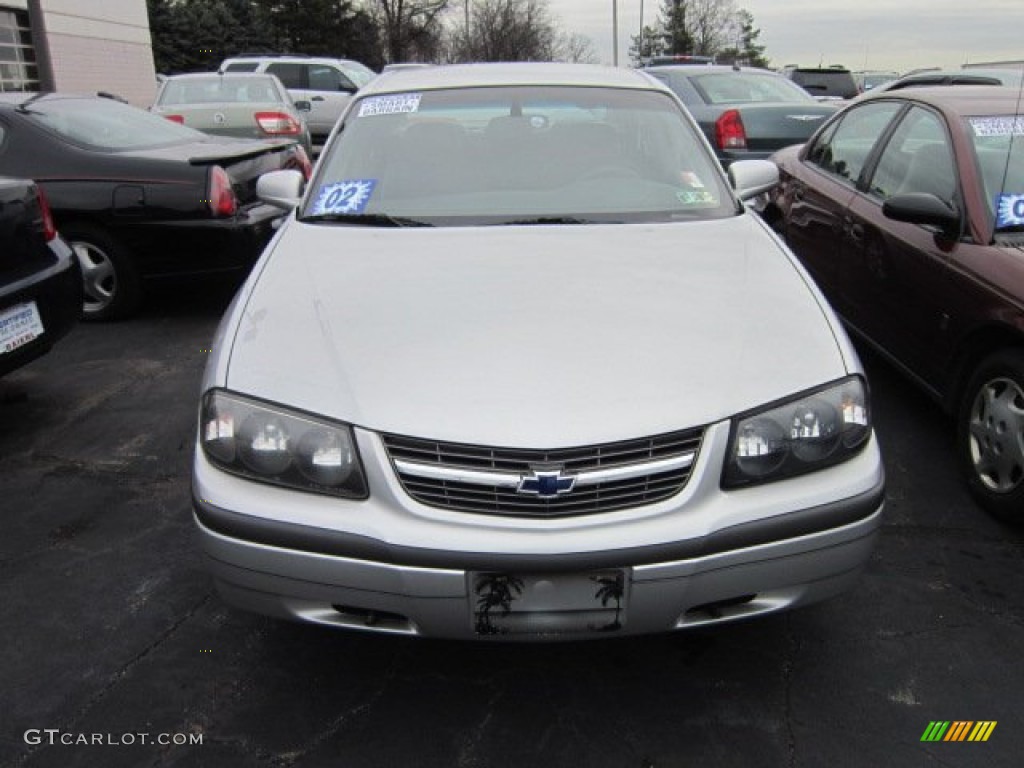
[660,0,693,55]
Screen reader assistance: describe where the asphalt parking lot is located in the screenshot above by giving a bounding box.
[2,279,1023,768]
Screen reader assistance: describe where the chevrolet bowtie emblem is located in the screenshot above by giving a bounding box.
[516,468,576,498]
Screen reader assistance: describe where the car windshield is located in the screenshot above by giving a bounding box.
[341,62,377,88]
[860,73,897,90]
[689,72,816,104]
[303,85,734,225]
[26,97,206,149]
[159,76,283,105]
[967,114,1024,232]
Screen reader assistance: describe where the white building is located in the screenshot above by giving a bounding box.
[1,0,157,106]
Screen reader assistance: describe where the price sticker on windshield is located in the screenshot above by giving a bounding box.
[310,179,377,215]
[358,93,422,117]
[996,194,1024,228]
[969,116,1024,137]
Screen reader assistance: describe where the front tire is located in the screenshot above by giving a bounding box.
[63,225,142,320]
[957,349,1024,524]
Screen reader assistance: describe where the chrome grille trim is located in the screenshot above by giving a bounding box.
[382,428,703,518]
[394,453,695,488]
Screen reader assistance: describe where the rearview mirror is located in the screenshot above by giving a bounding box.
[294,100,312,112]
[882,193,960,232]
[257,169,305,212]
[728,160,779,201]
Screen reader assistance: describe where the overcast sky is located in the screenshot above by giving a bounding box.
[546,0,1024,73]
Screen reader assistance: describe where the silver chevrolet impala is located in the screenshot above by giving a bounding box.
[192,63,885,640]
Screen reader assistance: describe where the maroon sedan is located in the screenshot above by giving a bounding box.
[767,86,1024,522]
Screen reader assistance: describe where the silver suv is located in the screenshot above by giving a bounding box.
[220,55,376,150]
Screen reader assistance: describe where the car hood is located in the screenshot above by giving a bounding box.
[224,215,849,447]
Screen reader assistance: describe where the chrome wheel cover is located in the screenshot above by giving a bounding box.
[72,240,116,314]
[968,375,1024,493]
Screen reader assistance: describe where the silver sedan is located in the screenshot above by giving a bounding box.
[192,63,885,640]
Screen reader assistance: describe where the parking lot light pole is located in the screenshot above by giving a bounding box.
[613,0,619,66]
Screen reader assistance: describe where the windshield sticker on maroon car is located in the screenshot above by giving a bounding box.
[969,116,1024,137]
[996,194,1024,228]
[677,189,717,205]
[310,180,377,215]
[357,93,422,117]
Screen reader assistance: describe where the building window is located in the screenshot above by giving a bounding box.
[0,9,38,92]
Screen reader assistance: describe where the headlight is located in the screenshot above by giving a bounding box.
[722,376,871,489]
[200,389,368,498]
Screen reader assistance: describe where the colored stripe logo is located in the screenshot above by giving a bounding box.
[921,721,996,742]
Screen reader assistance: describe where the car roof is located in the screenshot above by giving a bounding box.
[858,84,1024,115]
[222,54,366,66]
[644,65,777,76]
[361,63,663,96]
[163,72,277,81]
[0,92,103,107]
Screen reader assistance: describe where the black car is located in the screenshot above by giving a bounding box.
[645,65,837,168]
[0,93,312,319]
[1,176,80,376]
[870,67,1024,94]
[785,67,859,101]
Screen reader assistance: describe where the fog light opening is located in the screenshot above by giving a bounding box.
[331,604,414,633]
[685,594,757,620]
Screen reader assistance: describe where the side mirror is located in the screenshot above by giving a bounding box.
[728,159,780,201]
[293,100,312,112]
[882,193,960,234]
[257,169,305,212]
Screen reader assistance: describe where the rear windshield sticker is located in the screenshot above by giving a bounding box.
[970,116,1024,137]
[996,194,1024,228]
[358,93,422,117]
[677,189,717,205]
[310,180,377,215]
[680,171,706,188]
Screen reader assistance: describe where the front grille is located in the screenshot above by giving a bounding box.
[381,428,703,518]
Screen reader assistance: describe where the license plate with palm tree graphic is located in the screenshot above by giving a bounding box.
[471,571,626,636]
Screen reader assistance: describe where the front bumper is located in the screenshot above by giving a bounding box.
[193,421,885,640]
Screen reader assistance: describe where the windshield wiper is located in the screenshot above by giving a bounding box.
[298,212,433,227]
[499,216,599,225]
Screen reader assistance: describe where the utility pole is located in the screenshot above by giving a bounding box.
[639,0,644,64]
[612,0,618,66]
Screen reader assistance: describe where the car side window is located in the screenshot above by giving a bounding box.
[223,62,258,73]
[807,102,902,184]
[266,63,307,90]
[308,65,355,92]
[867,106,955,203]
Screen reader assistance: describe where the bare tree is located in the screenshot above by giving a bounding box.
[446,0,591,63]
[687,0,736,56]
[656,0,737,58]
[556,31,597,64]
[371,0,450,63]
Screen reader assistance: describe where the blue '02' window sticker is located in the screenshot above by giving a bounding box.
[311,180,377,215]
[996,193,1024,228]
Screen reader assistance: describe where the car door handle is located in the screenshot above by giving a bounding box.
[312,96,325,101]
[849,222,864,240]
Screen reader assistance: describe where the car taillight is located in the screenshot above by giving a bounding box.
[208,166,237,217]
[292,145,313,180]
[37,186,57,242]
[163,114,185,124]
[715,109,747,150]
[255,111,301,136]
